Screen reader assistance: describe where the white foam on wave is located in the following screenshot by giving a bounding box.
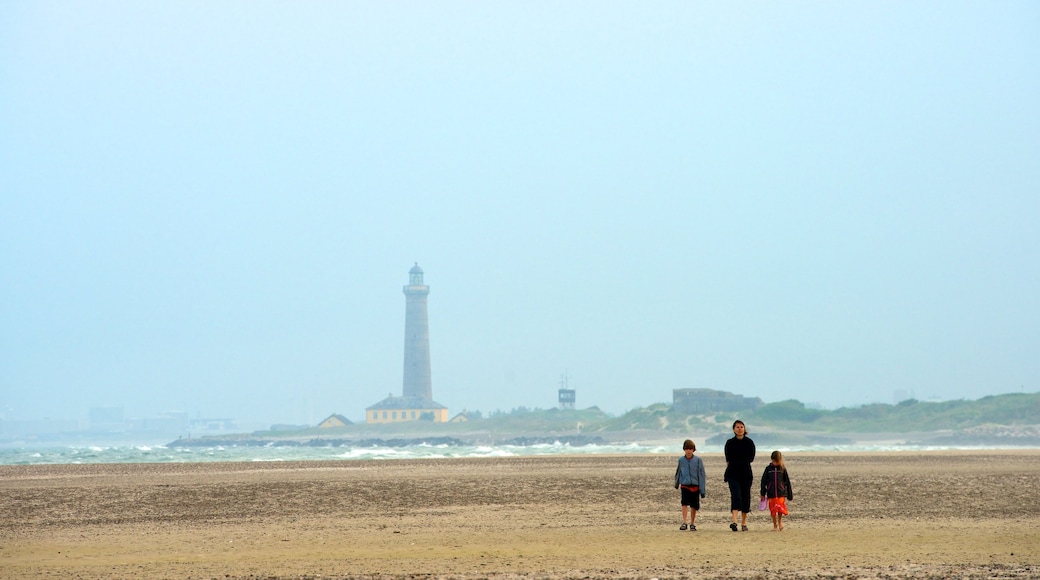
[479,448,516,457]
[338,447,406,459]
[2,440,1037,466]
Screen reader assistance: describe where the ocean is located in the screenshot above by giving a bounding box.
[1,439,1030,465]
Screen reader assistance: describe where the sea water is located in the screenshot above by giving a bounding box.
[0,441,667,465]
[0,440,1028,466]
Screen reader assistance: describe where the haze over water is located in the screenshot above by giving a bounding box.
[2,3,1037,429]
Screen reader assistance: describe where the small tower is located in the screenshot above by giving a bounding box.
[402,263,432,400]
[558,372,576,410]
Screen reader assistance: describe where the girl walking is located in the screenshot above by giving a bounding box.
[760,450,794,531]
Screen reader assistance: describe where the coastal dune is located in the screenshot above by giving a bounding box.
[2,450,1039,579]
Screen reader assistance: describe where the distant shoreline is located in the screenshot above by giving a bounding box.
[4,425,1039,457]
[165,425,1040,449]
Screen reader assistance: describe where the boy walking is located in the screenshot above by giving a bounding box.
[674,439,707,530]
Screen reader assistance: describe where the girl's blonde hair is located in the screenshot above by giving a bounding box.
[770,450,785,470]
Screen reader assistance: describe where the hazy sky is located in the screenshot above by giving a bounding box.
[2,2,1037,426]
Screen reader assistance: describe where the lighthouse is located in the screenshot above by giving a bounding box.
[402,263,432,400]
[365,264,448,424]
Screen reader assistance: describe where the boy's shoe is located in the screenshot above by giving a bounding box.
[730,522,739,532]
[689,525,697,531]
[679,523,688,530]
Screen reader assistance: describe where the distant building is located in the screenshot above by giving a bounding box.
[142,411,190,433]
[558,389,576,409]
[366,395,448,424]
[317,414,352,428]
[449,412,470,423]
[86,406,127,434]
[672,388,763,414]
[0,418,81,438]
[365,264,449,424]
[558,373,575,410]
[89,406,124,425]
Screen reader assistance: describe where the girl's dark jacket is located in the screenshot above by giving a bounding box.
[760,463,793,500]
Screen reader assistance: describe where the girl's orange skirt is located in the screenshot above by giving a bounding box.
[768,497,788,516]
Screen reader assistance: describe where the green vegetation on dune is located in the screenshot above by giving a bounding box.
[464,392,1040,435]
[596,403,715,432]
[477,406,611,432]
[749,392,1040,432]
[233,392,1040,442]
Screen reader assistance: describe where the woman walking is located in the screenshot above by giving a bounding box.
[724,419,756,531]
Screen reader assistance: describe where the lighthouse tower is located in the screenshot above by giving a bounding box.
[402,263,432,400]
[364,263,447,424]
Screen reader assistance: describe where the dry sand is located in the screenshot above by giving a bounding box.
[2,450,1039,579]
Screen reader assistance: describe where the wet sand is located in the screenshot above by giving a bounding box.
[2,450,1039,579]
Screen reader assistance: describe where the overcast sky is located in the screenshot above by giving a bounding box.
[2,2,1037,426]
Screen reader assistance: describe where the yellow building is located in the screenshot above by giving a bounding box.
[317,414,352,428]
[366,395,449,424]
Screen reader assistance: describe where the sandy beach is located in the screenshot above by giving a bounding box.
[2,450,1039,579]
